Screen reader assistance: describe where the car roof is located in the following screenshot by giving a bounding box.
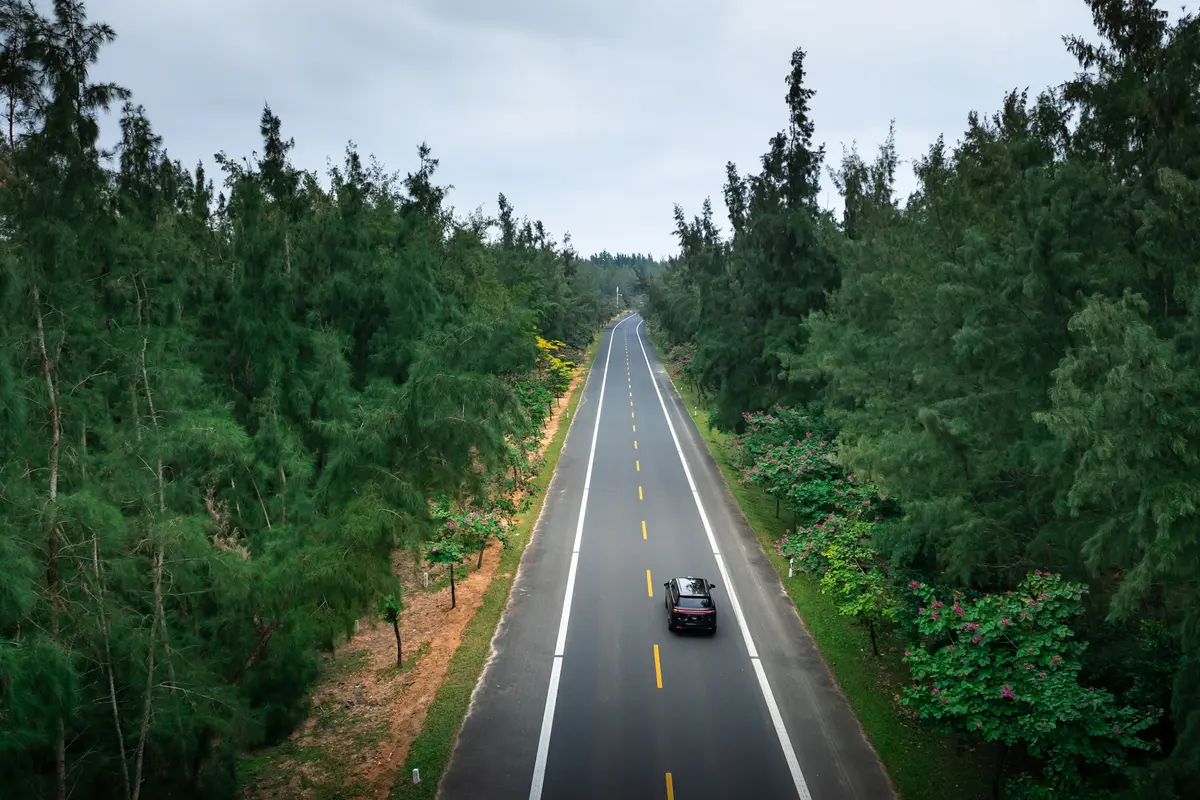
[672,577,711,596]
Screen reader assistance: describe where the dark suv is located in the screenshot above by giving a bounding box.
[663,576,718,634]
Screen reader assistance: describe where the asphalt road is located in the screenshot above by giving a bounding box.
[439,314,894,800]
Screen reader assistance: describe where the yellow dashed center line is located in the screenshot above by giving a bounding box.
[632,411,635,419]
[631,400,634,407]
[638,485,643,500]
[633,440,638,449]
[636,460,640,471]
[642,520,647,539]
[653,645,663,688]
[646,569,653,596]
[666,773,674,799]
[633,424,636,432]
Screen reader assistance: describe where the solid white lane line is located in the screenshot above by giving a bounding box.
[529,314,630,800]
[632,318,812,800]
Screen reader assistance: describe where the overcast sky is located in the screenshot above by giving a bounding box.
[84,0,1107,258]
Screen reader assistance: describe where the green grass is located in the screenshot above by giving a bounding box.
[647,327,994,800]
[388,320,616,798]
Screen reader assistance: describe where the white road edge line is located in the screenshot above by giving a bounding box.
[528,314,631,800]
[633,317,813,800]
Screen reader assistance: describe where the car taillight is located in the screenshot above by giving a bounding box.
[673,608,713,614]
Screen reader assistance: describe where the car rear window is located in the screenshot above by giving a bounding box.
[676,596,712,609]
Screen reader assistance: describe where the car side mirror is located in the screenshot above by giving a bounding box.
[709,583,718,589]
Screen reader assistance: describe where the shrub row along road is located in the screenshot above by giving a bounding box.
[440,315,893,799]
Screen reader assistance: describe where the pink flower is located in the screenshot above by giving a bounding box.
[953,605,964,617]
[909,581,921,589]
[1001,685,1014,699]
[971,636,981,644]
[1001,618,1010,626]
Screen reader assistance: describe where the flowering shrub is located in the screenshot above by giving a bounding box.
[902,571,1159,797]
[516,379,554,431]
[427,496,511,564]
[732,405,833,465]
[776,511,896,652]
[535,335,577,396]
[665,342,700,386]
[424,536,467,608]
[735,406,843,523]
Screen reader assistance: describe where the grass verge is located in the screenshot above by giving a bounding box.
[647,327,993,800]
[387,320,616,799]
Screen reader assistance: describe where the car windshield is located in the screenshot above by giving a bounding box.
[676,596,712,610]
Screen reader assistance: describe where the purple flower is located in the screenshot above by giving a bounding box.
[1001,685,1015,699]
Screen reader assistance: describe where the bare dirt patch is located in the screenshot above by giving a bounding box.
[242,368,584,800]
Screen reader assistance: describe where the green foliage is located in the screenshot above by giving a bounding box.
[0,2,613,796]
[377,594,402,627]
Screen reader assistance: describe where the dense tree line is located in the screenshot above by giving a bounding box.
[586,250,664,310]
[0,2,623,798]
[643,1,1199,797]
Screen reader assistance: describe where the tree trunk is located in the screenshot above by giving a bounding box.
[233,619,281,685]
[992,743,1008,800]
[477,539,486,569]
[392,619,402,667]
[449,564,456,609]
[868,618,880,657]
[131,549,162,800]
[34,285,67,800]
[93,537,131,799]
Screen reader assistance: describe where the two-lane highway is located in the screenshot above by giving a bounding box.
[439,315,894,800]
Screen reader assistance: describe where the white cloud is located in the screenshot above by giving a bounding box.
[82,0,1120,256]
